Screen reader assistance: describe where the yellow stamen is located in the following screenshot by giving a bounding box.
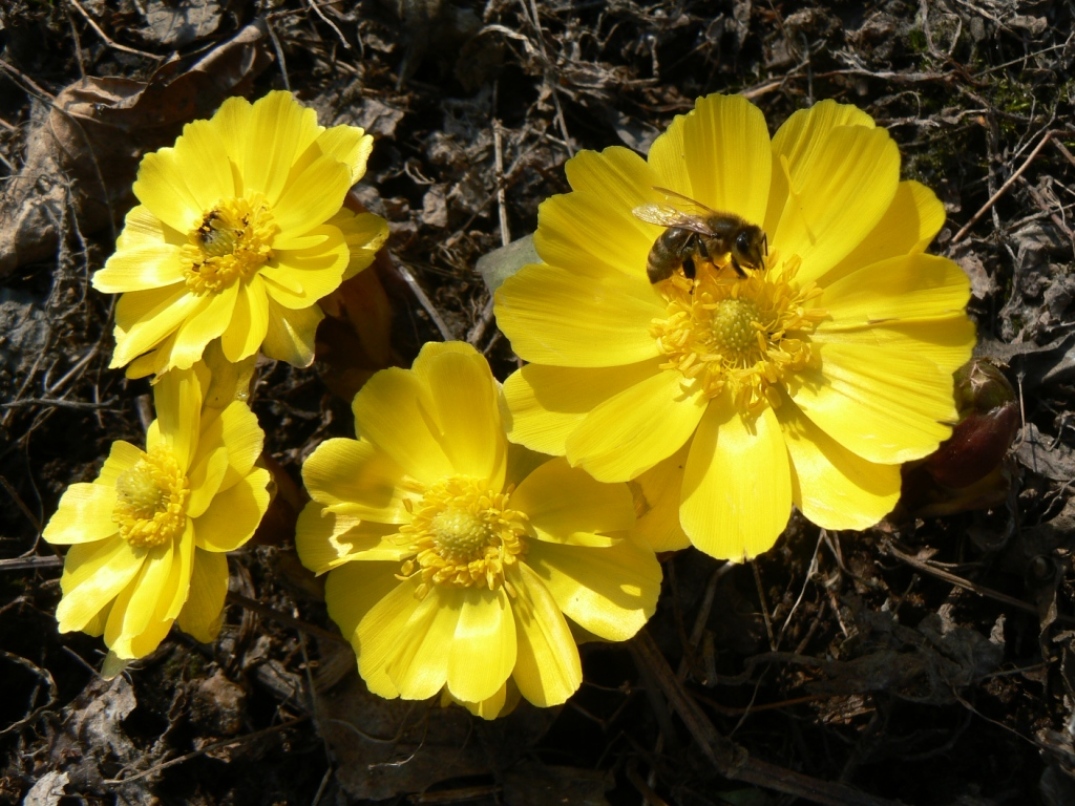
[396,477,529,598]
[651,255,828,415]
[180,194,276,295]
[113,447,189,549]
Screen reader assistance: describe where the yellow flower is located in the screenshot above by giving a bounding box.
[43,365,272,662]
[93,90,389,378]
[494,95,976,560]
[296,341,661,717]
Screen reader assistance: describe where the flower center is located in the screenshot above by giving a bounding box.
[397,477,529,598]
[651,255,828,414]
[112,447,190,549]
[180,194,276,295]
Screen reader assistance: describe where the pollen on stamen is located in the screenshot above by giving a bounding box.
[650,256,828,413]
[396,477,529,598]
[180,194,277,295]
[113,447,190,549]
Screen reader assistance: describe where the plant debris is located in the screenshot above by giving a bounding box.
[2,0,1075,803]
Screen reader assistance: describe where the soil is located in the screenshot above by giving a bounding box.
[2,1,1075,804]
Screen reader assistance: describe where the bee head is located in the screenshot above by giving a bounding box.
[734,227,768,270]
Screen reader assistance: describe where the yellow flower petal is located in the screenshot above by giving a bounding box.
[503,360,662,456]
[215,400,266,485]
[103,537,177,658]
[110,286,201,369]
[114,205,178,251]
[412,342,506,487]
[94,441,143,486]
[160,520,196,621]
[510,564,581,707]
[525,538,660,642]
[153,365,204,470]
[132,145,207,235]
[220,280,269,363]
[324,561,405,643]
[301,438,410,522]
[316,125,373,185]
[176,548,228,643]
[537,153,658,279]
[817,253,971,328]
[563,145,655,207]
[43,483,119,544]
[169,117,237,208]
[260,298,322,367]
[814,316,976,376]
[495,260,662,367]
[453,682,510,720]
[788,341,958,464]
[509,457,634,542]
[776,398,901,529]
[262,231,350,310]
[681,396,792,560]
[648,93,772,227]
[770,118,899,283]
[350,367,454,484]
[765,99,876,232]
[93,244,184,293]
[446,588,516,704]
[170,282,239,369]
[226,91,322,205]
[821,180,946,286]
[336,211,389,280]
[357,582,458,701]
[193,468,272,552]
[295,505,404,573]
[629,445,691,552]
[272,155,352,236]
[566,368,707,482]
[123,332,178,379]
[187,446,228,518]
[56,538,143,633]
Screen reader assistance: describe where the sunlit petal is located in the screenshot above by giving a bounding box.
[681,395,793,561]
[566,368,706,481]
[503,360,663,456]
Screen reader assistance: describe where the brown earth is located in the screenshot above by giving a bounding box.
[1,1,1074,804]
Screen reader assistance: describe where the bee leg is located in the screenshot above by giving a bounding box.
[729,256,747,278]
[682,255,697,281]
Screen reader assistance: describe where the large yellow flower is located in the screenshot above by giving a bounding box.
[43,365,272,663]
[93,90,388,378]
[296,341,661,718]
[494,95,976,560]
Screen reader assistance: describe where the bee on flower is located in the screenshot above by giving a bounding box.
[494,94,976,560]
[93,90,389,378]
[43,365,272,672]
[296,341,661,718]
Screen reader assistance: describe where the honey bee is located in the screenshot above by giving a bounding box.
[632,188,768,284]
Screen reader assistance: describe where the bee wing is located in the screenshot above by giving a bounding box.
[632,203,716,236]
[651,187,720,217]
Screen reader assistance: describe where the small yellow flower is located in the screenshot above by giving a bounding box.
[296,341,661,718]
[43,365,272,661]
[93,90,389,378]
[494,95,976,560]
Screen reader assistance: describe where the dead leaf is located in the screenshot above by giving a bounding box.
[141,0,223,48]
[313,641,556,801]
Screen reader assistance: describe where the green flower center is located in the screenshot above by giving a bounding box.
[398,477,528,598]
[113,447,189,549]
[710,298,761,354]
[181,194,277,295]
[651,255,828,414]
